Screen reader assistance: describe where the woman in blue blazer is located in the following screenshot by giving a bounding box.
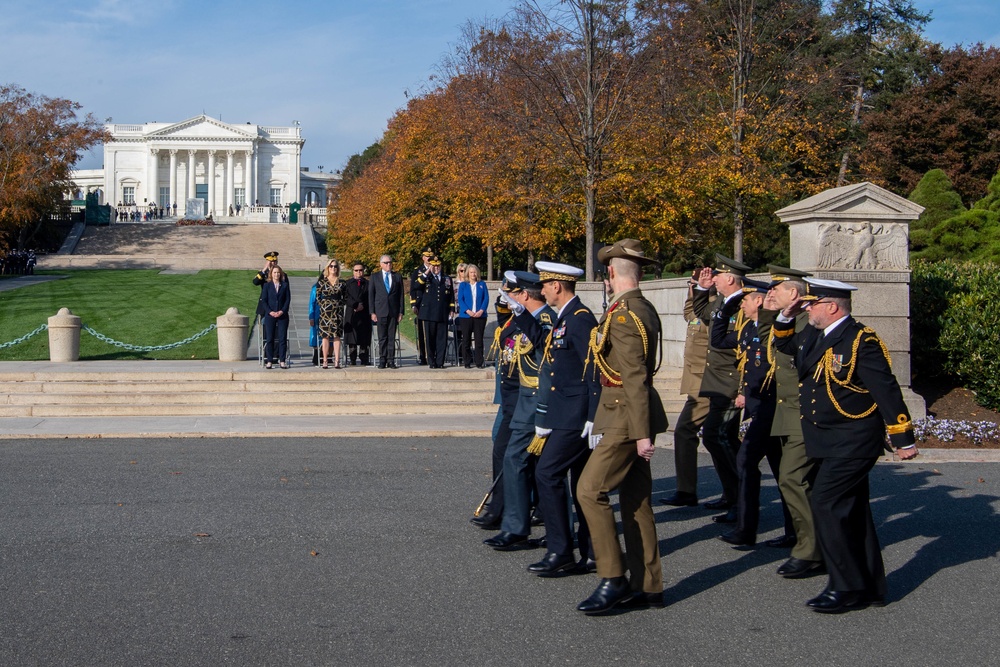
[262,265,292,368]
[457,264,490,368]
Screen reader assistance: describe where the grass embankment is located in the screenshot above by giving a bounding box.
[0,270,257,360]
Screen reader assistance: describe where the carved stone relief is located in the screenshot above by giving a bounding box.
[817,221,909,270]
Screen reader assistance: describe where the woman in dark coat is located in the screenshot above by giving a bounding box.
[344,262,373,365]
[262,265,291,369]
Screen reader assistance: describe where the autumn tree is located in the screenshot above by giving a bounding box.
[0,85,106,251]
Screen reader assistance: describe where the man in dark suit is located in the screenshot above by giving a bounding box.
[412,256,455,368]
[692,254,751,522]
[368,254,404,369]
[344,262,372,366]
[773,278,918,613]
[518,261,600,577]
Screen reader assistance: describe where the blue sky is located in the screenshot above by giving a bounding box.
[3,0,995,172]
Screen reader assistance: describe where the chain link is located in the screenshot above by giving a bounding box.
[0,324,49,349]
[82,323,217,352]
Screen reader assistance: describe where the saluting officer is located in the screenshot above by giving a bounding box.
[414,256,455,368]
[710,278,793,547]
[520,261,600,577]
[576,239,668,614]
[409,247,434,365]
[764,265,823,576]
[693,254,751,521]
[773,278,918,613]
[483,271,555,550]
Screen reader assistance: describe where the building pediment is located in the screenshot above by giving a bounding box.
[776,182,924,224]
[147,115,257,141]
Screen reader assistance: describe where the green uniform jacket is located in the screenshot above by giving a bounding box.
[591,288,668,441]
[692,288,741,399]
[761,309,807,438]
[679,290,709,397]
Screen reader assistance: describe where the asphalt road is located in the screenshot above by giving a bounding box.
[0,438,997,666]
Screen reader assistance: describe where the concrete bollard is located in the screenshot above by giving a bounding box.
[48,308,82,362]
[217,307,249,361]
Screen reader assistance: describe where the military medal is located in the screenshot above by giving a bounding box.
[754,348,761,367]
[831,354,844,373]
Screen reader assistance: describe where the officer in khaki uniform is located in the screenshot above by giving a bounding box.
[576,239,668,615]
[662,276,710,506]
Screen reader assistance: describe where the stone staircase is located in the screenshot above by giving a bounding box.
[0,366,498,418]
[39,222,323,272]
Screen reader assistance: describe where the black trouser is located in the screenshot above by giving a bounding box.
[535,428,592,559]
[735,409,793,538]
[348,344,370,365]
[701,395,741,503]
[415,316,427,363]
[263,315,288,363]
[376,316,398,366]
[459,316,487,367]
[425,320,448,367]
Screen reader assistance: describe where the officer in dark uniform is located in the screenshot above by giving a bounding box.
[765,265,823,576]
[413,256,455,368]
[471,272,522,529]
[409,247,434,365]
[773,278,918,613]
[518,261,600,577]
[692,254,751,521]
[253,251,279,319]
[710,278,793,547]
[483,272,555,550]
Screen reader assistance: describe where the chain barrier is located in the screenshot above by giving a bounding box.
[82,323,217,352]
[0,324,48,350]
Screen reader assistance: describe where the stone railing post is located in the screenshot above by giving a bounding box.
[48,308,81,362]
[216,307,249,361]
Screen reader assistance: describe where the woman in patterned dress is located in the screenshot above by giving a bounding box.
[316,260,347,368]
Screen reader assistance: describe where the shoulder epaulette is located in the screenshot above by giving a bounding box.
[573,308,589,316]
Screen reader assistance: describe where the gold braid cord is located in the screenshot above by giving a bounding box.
[527,433,548,455]
[811,328,884,420]
[514,335,540,388]
[585,306,649,386]
[762,330,778,390]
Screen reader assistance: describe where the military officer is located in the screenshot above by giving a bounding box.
[413,256,455,368]
[764,265,823,576]
[483,272,555,550]
[471,272,523,529]
[576,239,668,614]
[773,278,918,613]
[409,247,434,365]
[692,254,751,522]
[662,272,710,507]
[710,278,793,547]
[518,261,600,577]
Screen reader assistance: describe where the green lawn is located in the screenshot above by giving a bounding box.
[0,270,258,360]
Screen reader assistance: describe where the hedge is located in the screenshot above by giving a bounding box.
[910,260,1000,410]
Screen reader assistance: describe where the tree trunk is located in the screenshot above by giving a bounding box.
[733,193,744,262]
[837,83,865,186]
[487,245,494,281]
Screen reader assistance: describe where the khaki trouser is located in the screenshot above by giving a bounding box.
[578,433,663,593]
[777,432,821,561]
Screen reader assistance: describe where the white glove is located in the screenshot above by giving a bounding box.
[510,300,525,315]
[535,426,552,438]
[589,434,603,450]
[497,287,509,306]
[581,421,594,438]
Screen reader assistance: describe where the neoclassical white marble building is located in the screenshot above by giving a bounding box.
[73,115,305,215]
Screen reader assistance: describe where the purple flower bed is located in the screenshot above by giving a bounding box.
[913,417,1000,446]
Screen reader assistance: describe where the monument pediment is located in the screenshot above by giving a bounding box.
[776,182,924,224]
[147,115,256,141]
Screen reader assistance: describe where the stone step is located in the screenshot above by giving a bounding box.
[8,390,494,405]
[0,402,497,418]
[4,378,496,394]
[0,368,494,383]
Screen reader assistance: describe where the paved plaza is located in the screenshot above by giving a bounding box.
[0,437,997,666]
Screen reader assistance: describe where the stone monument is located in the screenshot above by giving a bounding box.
[776,181,926,418]
[184,198,205,220]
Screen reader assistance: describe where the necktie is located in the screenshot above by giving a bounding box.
[384,272,390,292]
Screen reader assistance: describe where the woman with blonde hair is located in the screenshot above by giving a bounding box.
[457,263,489,368]
[316,259,347,368]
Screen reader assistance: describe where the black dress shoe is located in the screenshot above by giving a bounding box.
[719,529,755,547]
[807,590,869,613]
[712,508,737,524]
[660,492,699,507]
[377,363,386,369]
[470,513,502,530]
[619,591,665,610]
[576,557,597,574]
[530,508,544,526]
[703,498,733,510]
[388,363,398,369]
[576,577,636,614]
[764,534,797,548]
[484,532,529,550]
[777,557,826,579]
[527,552,577,577]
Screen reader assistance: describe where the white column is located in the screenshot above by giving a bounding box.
[168,149,178,215]
[225,150,235,214]
[247,149,256,205]
[244,150,254,209]
[147,148,159,207]
[207,150,216,216]
[187,150,196,206]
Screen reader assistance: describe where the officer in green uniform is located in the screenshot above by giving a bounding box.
[576,239,668,614]
[762,266,824,576]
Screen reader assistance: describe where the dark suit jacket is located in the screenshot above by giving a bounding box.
[773,315,914,458]
[344,277,372,343]
[693,288,743,399]
[261,280,291,319]
[368,270,404,318]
